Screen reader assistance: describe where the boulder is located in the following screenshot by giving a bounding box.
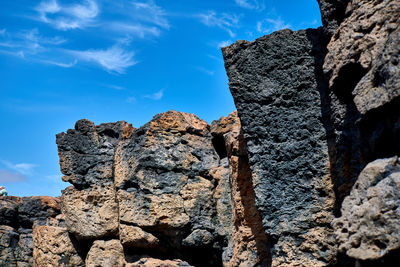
[333,157,400,260]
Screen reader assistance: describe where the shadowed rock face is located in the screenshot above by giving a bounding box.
[317,0,351,35]
[211,111,270,267]
[323,0,400,115]
[0,196,61,267]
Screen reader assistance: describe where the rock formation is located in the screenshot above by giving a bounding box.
[53,111,234,266]
[0,196,61,266]
[222,0,400,266]
[2,0,400,266]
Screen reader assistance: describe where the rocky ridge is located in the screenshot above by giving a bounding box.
[1,0,399,266]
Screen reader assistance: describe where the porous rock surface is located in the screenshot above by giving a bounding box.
[3,0,400,266]
[0,196,61,266]
[333,157,400,260]
[33,215,84,266]
[223,29,337,267]
[323,0,400,115]
[53,111,235,266]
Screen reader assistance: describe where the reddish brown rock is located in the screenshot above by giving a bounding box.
[33,215,84,267]
[61,185,119,240]
[119,224,159,249]
[86,240,125,267]
[125,257,192,267]
[0,196,61,267]
[324,0,400,115]
[212,111,270,266]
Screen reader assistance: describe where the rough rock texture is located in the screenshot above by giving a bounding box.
[86,240,125,267]
[222,0,400,265]
[0,196,61,266]
[333,157,400,260]
[56,119,131,187]
[323,0,400,115]
[114,111,232,265]
[125,257,192,267]
[211,111,270,266]
[222,29,337,266]
[317,0,350,35]
[61,185,119,239]
[33,215,84,267]
[55,111,234,266]
[6,1,399,266]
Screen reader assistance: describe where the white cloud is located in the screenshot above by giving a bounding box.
[131,0,170,29]
[69,45,137,74]
[36,0,99,30]
[105,84,125,90]
[0,169,27,183]
[198,11,239,38]
[0,28,66,56]
[217,40,233,48]
[41,58,77,68]
[235,0,265,10]
[0,160,37,176]
[144,89,163,100]
[109,23,161,38]
[257,17,291,34]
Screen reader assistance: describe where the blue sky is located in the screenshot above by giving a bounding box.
[0,0,322,197]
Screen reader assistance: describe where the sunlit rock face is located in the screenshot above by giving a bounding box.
[6,0,399,266]
[222,29,338,267]
[54,110,234,266]
[333,157,400,261]
[221,0,400,266]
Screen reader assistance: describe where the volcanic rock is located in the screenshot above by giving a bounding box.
[222,29,337,266]
[333,157,400,260]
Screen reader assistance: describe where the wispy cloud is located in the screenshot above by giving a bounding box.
[41,58,77,68]
[235,0,265,10]
[198,11,239,38]
[0,160,37,176]
[36,0,99,30]
[131,0,170,29]
[144,89,164,100]
[105,84,125,90]
[0,29,5,35]
[108,23,161,38]
[217,40,233,48]
[0,28,66,56]
[106,1,169,38]
[257,17,291,34]
[69,45,137,74]
[193,66,214,76]
[0,169,27,183]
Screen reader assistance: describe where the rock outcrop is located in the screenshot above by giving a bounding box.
[52,111,234,266]
[222,29,338,267]
[0,196,61,266]
[3,0,400,266]
[221,0,399,266]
